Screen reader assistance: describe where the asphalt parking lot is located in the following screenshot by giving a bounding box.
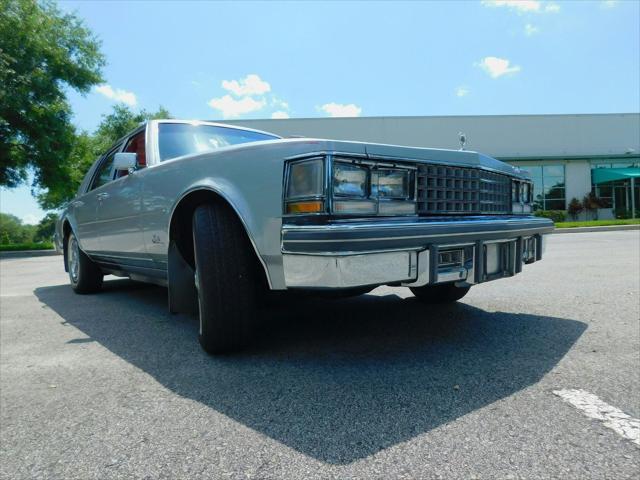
[1,231,639,479]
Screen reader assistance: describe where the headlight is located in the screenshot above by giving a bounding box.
[284,157,416,216]
[373,170,410,199]
[285,158,325,214]
[287,159,323,198]
[512,179,532,214]
[512,181,519,202]
[333,163,368,197]
[520,183,530,203]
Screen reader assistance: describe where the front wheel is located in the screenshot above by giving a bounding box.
[409,283,470,304]
[67,232,103,294]
[192,202,265,354]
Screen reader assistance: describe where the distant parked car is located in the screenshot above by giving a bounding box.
[55,120,553,353]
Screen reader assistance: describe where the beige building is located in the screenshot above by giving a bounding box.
[224,113,640,217]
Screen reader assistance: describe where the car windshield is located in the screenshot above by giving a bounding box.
[158,123,279,161]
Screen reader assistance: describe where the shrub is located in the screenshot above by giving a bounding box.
[0,242,54,252]
[614,208,632,219]
[582,192,607,220]
[534,210,567,223]
[567,197,584,220]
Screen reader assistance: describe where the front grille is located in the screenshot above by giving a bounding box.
[417,164,511,215]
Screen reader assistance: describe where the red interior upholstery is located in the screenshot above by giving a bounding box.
[117,132,146,178]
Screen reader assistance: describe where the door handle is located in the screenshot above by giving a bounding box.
[97,192,110,201]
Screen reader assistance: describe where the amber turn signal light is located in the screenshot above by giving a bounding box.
[286,200,323,214]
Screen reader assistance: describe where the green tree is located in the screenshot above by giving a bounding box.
[0,0,105,193]
[0,212,35,243]
[34,212,58,241]
[93,104,171,154]
[36,105,171,208]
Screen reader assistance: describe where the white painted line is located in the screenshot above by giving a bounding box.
[553,389,640,447]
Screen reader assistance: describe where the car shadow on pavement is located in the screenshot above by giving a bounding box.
[35,279,586,465]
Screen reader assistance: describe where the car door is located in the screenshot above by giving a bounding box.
[73,147,121,253]
[92,129,150,270]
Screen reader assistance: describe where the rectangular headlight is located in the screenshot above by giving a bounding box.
[373,170,410,199]
[512,181,519,202]
[286,159,324,198]
[333,163,368,197]
[521,183,530,203]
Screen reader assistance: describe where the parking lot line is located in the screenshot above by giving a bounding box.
[553,389,640,447]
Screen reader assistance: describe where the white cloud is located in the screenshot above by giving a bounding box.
[524,23,539,36]
[94,84,137,106]
[481,0,541,12]
[271,111,290,119]
[476,56,521,78]
[481,1,559,13]
[271,97,289,110]
[600,0,618,8]
[207,95,266,119]
[319,102,362,117]
[22,213,41,225]
[221,74,271,97]
[455,86,470,97]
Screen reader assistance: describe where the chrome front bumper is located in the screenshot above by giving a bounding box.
[281,216,553,289]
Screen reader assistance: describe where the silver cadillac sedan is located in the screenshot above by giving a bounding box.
[55,119,554,354]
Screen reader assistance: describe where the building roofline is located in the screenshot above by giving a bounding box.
[501,154,640,161]
[221,112,640,122]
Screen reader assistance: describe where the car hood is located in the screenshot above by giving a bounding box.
[270,138,529,180]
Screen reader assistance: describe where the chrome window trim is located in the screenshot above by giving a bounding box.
[86,141,125,193]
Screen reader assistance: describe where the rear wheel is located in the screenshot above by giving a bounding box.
[192,202,265,354]
[410,283,470,304]
[67,232,103,294]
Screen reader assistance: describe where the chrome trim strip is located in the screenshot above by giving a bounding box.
[283,227,551,244]
[283,215,551,232]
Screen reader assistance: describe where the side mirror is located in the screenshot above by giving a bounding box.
[113,152,137,172]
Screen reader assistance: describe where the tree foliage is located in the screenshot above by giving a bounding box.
[36,104,171,208]
[0,211,59,244]
[0,0,104,193]
[34,211,58,240]
[0,212,35,243]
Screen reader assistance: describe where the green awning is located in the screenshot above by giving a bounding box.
[592,167,640,184]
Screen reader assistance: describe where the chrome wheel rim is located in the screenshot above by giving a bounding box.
[69,236,79,283]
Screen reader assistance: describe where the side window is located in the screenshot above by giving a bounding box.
[90,148,119,190]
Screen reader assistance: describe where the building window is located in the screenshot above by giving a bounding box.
[590,159,640,211]
[519,165,565,210]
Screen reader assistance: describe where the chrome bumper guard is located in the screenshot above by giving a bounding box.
[282,216,553,289]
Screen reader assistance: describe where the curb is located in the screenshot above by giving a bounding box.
[552,224,640,234]
[0,249,60,259]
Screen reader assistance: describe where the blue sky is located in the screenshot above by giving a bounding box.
[2,0,639,223]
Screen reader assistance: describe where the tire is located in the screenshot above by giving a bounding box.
[67,232,103,294]
[192,202,265,354]
[409,282,470,304]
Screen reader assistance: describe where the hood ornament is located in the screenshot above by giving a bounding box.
[458,132,466,151]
